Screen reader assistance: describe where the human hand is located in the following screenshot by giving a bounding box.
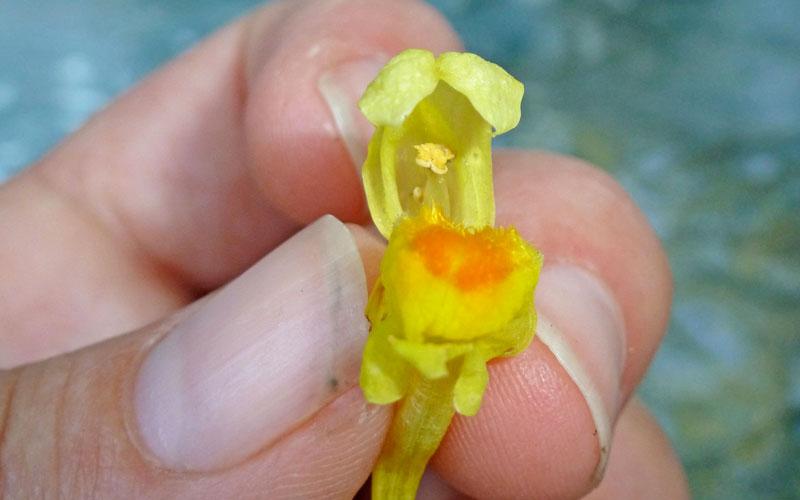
[0,1,688,498]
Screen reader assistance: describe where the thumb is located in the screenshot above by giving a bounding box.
[0,217,388,498]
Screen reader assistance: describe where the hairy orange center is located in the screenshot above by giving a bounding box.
[411,225,514,291]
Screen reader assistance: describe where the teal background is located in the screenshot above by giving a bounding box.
[1,1,798,498]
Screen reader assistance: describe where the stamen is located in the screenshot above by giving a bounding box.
[414,143,454,175]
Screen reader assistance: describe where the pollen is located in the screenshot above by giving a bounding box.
[412,186,423,201]
[414,143,454,175]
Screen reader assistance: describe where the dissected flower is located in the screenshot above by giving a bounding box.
[357,49,536,500]
[360,207,541,498]
[361,206,542,415]
[359,49,524,238]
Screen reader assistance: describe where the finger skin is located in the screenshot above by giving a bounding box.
[434,341,598,499]
[585,399,689,500]
[418,399,689,500]
[0,229,391,499]
[417,469,471,500]
[430,150,672,499]
[492,151,672,396]
[1,9,295,363]
[32,12,295,291]
[0,355,389,499]
[0,0,460,368]
[0,175,191,368]
[0,9,289,367]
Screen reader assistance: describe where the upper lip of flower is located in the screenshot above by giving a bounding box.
[358,49,525,240]
[358,49,525,136]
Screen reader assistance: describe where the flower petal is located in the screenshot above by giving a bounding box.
[436,52,524,136]
[359,49,439,127]
[362,83,495,239]
[389,336,472,380]
[361,324,410,404]
[452,350,489,416]
[362,127,403,238]
[382,208,541,342]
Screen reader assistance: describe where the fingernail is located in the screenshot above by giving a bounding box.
[534,264,627,483]
[134,215,369,471]
[318,55,387,170]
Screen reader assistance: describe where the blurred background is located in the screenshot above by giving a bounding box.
[1,0,798,497]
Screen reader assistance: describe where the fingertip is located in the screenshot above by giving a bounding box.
[244,0,462,225]
[493,149,673,395]
[432,341,600,499]
[426,150,675,499]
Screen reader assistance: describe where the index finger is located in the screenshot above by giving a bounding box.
[0,0,460,368]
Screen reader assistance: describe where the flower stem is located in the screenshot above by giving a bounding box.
[372,373,456,500]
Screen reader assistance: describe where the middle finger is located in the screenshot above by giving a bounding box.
[431,150,672,499]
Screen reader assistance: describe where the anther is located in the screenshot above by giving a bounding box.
[414,143,454,175]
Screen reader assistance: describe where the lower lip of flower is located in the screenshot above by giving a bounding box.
[411,224,515,292]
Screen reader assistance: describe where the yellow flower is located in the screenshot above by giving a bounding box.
[358,50,535,500]
[360,207,542,498]
[361,206,541,413]
[359,49,524,238]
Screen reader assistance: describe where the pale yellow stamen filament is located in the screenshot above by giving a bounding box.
[414,143,454,175]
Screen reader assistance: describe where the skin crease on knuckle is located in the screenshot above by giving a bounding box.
[0,370,20,496]
[0,304,184,496]
[0,339,137,497]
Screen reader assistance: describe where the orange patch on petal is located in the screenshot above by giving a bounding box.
[411,225,514,291]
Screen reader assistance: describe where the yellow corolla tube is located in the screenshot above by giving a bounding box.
[359,49,524,239]
[361,207,542,498]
